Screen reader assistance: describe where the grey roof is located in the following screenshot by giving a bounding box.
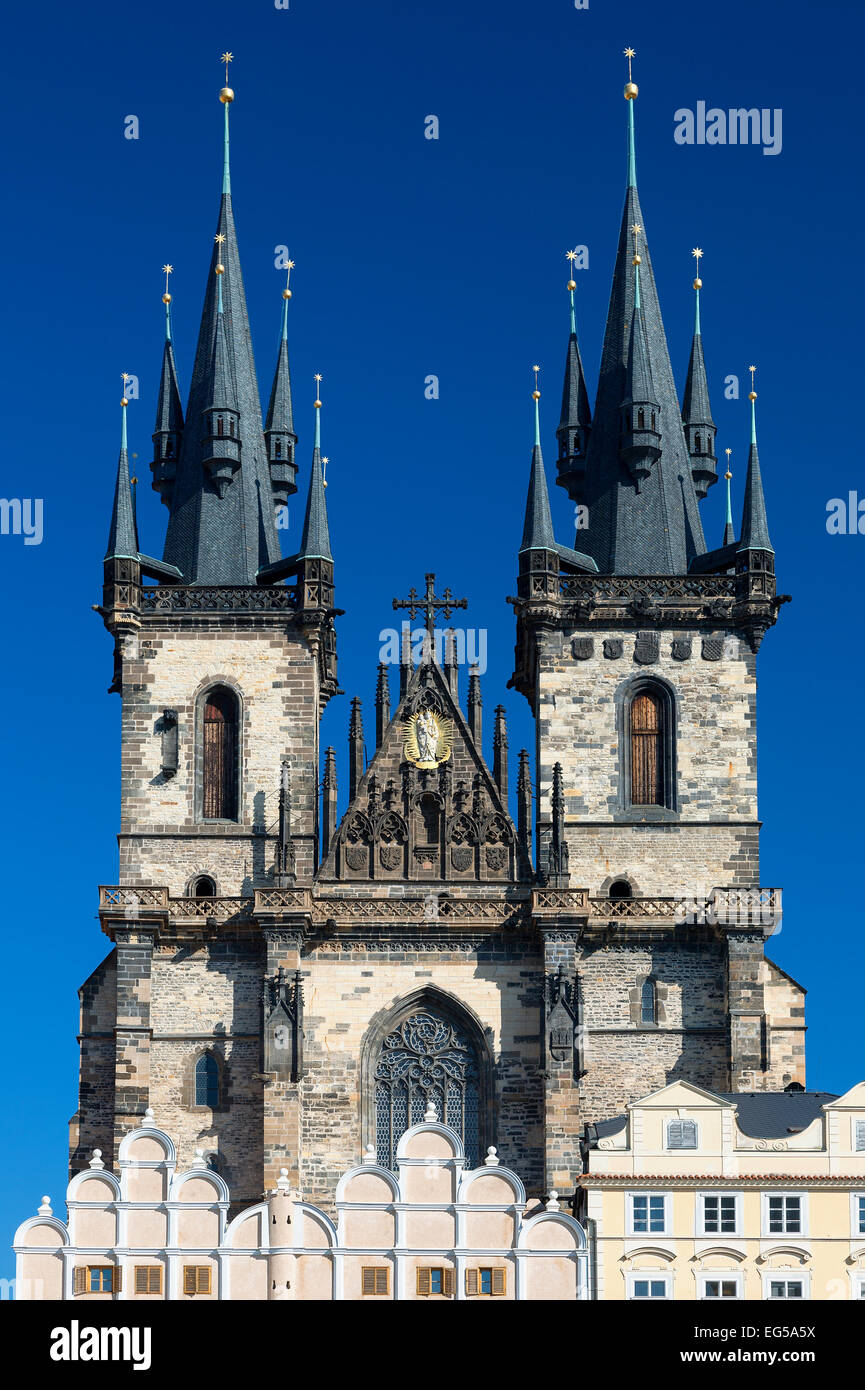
[105,441,139,561]
[297,443,332,562]
[682,331,713,430]
[623,294,658,408]
[520,443,557,552]
[738,439,774,553]
[154,338,184,436]
[558,332,591,433]
[717,1091,838,1139]
[578,184,708,574]
[689,538,738,574]
[161,191,281,584]
[264,335,295,436]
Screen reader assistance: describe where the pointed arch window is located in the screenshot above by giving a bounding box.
[274,439,282,458]
[373,1009,482,1170]
[641,979,657,1024]
[202,686,239,821]
[216,415,224,437]
[194,1054,220,1108]
[637,407,645,429]
[695,432,702,454]
[631,691,664,805]
[621,679,677,815]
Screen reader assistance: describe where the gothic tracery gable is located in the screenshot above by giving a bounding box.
[318,657,529,884]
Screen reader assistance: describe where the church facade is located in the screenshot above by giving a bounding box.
[71,65,802,1230]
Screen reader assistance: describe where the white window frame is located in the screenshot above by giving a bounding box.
[627,1190,669,1237]
[853,1275,865,1300]
[853,1118,865,1153]
[698,1271,744,1300]
[627,1272,672,1300]
[850,1192,865,1238]
[761,1191,808,1237]
[697,1190,742,1237]
[666,1118,698,1151]
[762,1273,810,1301]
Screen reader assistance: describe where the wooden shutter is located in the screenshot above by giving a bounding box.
[135,1266,161,1294]
[630,691,663,806]
[203,689,238,820]
[112,1265,122,1293]
[443,1268,454,1297]
[375,1268,389,1295]
[491,1268,506,1296]
[416,1267,431,1296]
[465,1268,479,1296]
[183,1265,197,1295]
[198,1266,212,1294]
[361,1268,375,1295]
[73,1266,87,1295]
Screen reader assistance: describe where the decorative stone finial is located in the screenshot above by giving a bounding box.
[363,1144,377,1165]
[89,1149,105,1170]
[546,1189,561,1211]
[484,1146,500,1167]
[141,1107,155,1127]
[38,1196,52,1216]
[192,1148,206,1170]
[276,1167,291,1194]
[423,1100,438,1123]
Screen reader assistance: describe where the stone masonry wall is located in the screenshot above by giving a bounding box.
[536,626,760,896]
[116,618,320,892]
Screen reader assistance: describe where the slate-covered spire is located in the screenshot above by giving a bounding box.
[619,236,661,491]
[738,371,773,554]
[681,251,718,499]
[161,76,281,584]
[151,268,184,509]
[297,379,333,562]
[105,392,139,561]
[263,261,298,507]
[560,59,707,574]
[555,261,592,493]
[520,373,557,554]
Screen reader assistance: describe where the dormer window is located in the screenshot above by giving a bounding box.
[695,432,702,454]
[637,407,645,429]
[274,439,282,459]
[216,415,224,437]
[165,439,174,459]
[229,417,234,437]
[666,1118,697,1150]
[573,434,580,456]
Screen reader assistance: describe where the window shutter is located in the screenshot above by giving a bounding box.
[375,1268,389,1295]
[416,1267,431,1296]
[203,688,238,820]
[183,1266,197,1296]
[198,1266,212,1295]
[73,1266,86,1295]
[361,1268,375,1295]
[630,691,664,806]
[443,1268,454,1297]
[113,1266,122,1293]
[135,1266,148,1295]
[465,1268,479,1296]
[491,1268,506,1296]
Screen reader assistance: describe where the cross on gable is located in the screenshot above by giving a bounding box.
[392,573,468,638]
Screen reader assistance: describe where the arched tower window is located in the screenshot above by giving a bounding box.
[190,875,216,898]
[202,686,239,821]
[372,1008,483,1170]
[641,979,657,1025]
[630,690,664,805]
[194,1053,220,1108]
[609,879,632,899]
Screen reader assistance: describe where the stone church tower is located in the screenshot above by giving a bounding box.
[72,70,804,1213]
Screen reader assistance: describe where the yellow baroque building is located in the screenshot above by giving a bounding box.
[580,1080,865,1301]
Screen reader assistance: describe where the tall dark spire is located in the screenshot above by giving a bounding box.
[263,262,298,508]
[681,251,717,499]
[160,77,281,584]
[518,372,597,573]
[105,392,139,561]
[151,268,184,509]
[555,257,592,493]
[738,372,773,554]
[619,239,661,491]
[297,380,333,562]
[559,58,707,574]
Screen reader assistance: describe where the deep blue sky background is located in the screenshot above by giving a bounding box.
[1,0,862,1273]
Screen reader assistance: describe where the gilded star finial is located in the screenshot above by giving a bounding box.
[220,52,234,104]
[748,364,757,402]
[162,264,173,302]
[692,247,703,260]
[565,247,580,291]
[314,373,323,408]
[282,254,295,300]
[321,455,329,489]
[631,223,642,267]
[532,364,541,401]
[692,247,703,290]
[725,445,733,479]
[214,233,226,244]
[624,47,637,96]
[121,371,130,407]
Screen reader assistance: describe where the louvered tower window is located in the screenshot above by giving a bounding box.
[202,687,238,820]
[630,690,664,806]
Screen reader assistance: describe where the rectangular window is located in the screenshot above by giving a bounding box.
[182,1265,212,1296]
[630,1193,666,1234]
[133,1265,162,1295]
[767,1194,802,1234]
[631,1277,669,1300]
[666,1119,697,1150]
[856,1120,865,1152]
[361,1267,389,1296]
[702,1279,740,1300]
[768,1279,805,1300]
[416,1267,454,1297]
[702,1194,738,1234]
[73,1265,119,1294]
[466,1268,506,1297]
[856,1196,865,1236]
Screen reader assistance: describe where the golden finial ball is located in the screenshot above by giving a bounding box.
[749,390,757,401]
[162,292,172,304]
[567,279,576,292]
[532,389,541,401]
[624,82,638,99]
[632,254,641,266]
[693,277,702,290]
[121,397,129,408]
[323,480,328,489]
[216,263,225,275]
[220,87,235,104]
[725,471,732,481]
[314,399,322,408]
[282,288,292,300]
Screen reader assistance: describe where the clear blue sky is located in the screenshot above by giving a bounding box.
[1,0,861,1272]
